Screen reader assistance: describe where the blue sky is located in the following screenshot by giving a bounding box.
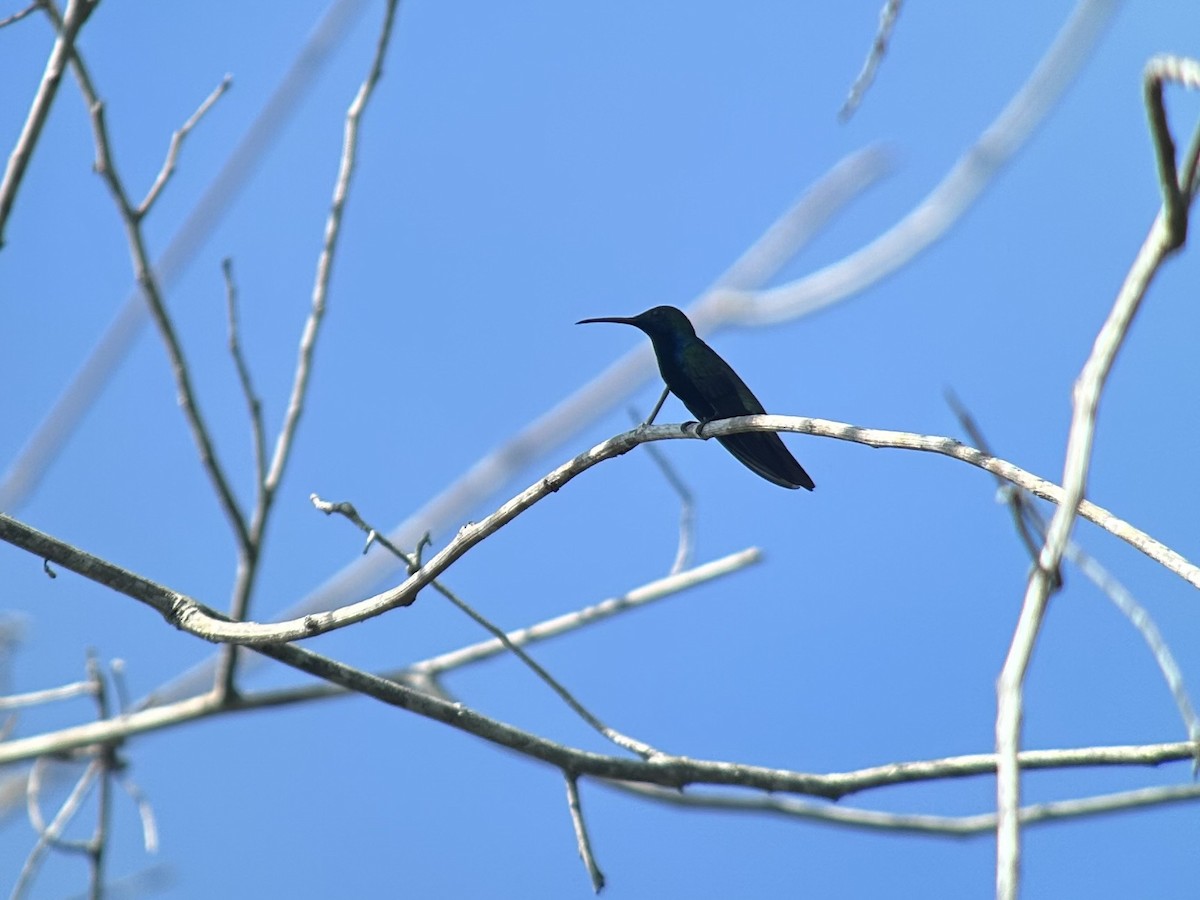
[3,1,1200,897]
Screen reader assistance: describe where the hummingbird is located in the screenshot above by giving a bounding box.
[577,305,814,490]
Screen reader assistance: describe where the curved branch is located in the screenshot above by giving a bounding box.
[1,412,1195,649]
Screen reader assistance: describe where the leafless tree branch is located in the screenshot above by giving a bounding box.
[839,0,903,121]
[0,0,94,248]
[566,774,605,893]
[3,410,1196,650]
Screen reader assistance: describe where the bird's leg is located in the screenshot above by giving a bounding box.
[641,386,670,428]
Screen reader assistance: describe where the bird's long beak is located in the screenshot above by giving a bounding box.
[576,316,638,326]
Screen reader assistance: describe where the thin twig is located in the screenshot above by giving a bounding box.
[565,774,605,893]
[749,0,1119,323]
[628,406,695,574]
[138,76,233,217]
[839,0,903,121]
[410,549,761,679]
[0,0,41,29]
[117,773,159,854]
[84,653,112,899]
[612,779,1200,836]
[0,0,93,248]
[1065,542,1200,743]
[995,58,1200,900]
[0,679,95,710]
[221,259,267,502]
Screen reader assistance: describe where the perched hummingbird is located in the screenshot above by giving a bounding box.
[577,305,814,490]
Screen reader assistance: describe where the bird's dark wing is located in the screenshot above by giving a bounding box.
[671,341,815,491]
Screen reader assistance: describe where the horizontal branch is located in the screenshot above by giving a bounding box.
[0,656,1190,796]
[615,779,1200,836]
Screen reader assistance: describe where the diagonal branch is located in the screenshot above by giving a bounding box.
[0,0,95,248]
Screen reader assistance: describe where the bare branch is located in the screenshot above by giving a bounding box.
[0,679,95,710]
[84,653,113,896]
[745,0,1120,323]
[416,557,764,683]
[3,408,1197,650]
[1065,542,1200,743]
[628,406,696,575]
[839,0,903,121]
[566,775,605,893]
[222,258,267,495]
[117,773,159,854]
[16,758,102,897]
[0,0,94,248]
[0,1,41,29]
[948,393,1200,746]
[137,75,233,218]
[613,780,1200,836]
[1143,55,1200,248]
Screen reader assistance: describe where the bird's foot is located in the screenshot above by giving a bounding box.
[682,420,709,439]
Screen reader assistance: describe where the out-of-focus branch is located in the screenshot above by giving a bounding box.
[0,0,95,248]
[839,0,903,122]
[995,54,1200,900]
[948,392,1200,745]
[14,758,102,898]
[741,0,1120,325]
[0,1,42,30]
[628,406,696,575]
